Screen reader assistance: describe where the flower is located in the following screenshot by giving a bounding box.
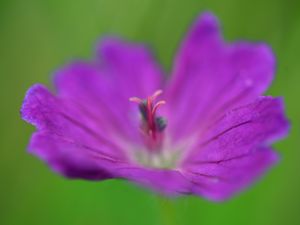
[21,12,289,201]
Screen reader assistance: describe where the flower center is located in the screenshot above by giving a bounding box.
[129,90,167,152]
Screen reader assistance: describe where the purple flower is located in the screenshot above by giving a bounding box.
[21,12,289,201]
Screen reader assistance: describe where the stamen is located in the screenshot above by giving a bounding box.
[152,100,166,114]
[129,90,167,152]
[151,89,163,100]
[129,97,143,104]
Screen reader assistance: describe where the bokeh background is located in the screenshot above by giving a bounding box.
[1,0,299,224]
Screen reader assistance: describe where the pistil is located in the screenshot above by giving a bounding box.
[129,90,167,151]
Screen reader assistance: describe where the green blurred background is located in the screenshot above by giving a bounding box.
[0,0,299,224]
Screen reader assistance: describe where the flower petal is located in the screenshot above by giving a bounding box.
[97,37,163,99]
[184,97,289,162]
[54,61,140,142]
[21,84,128,179]
[182,146,278,201]
[29,132,114,180]
[29,128,190,194]
[116,167,190,196]
[166,12,276,140]
[180,97,289,201]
